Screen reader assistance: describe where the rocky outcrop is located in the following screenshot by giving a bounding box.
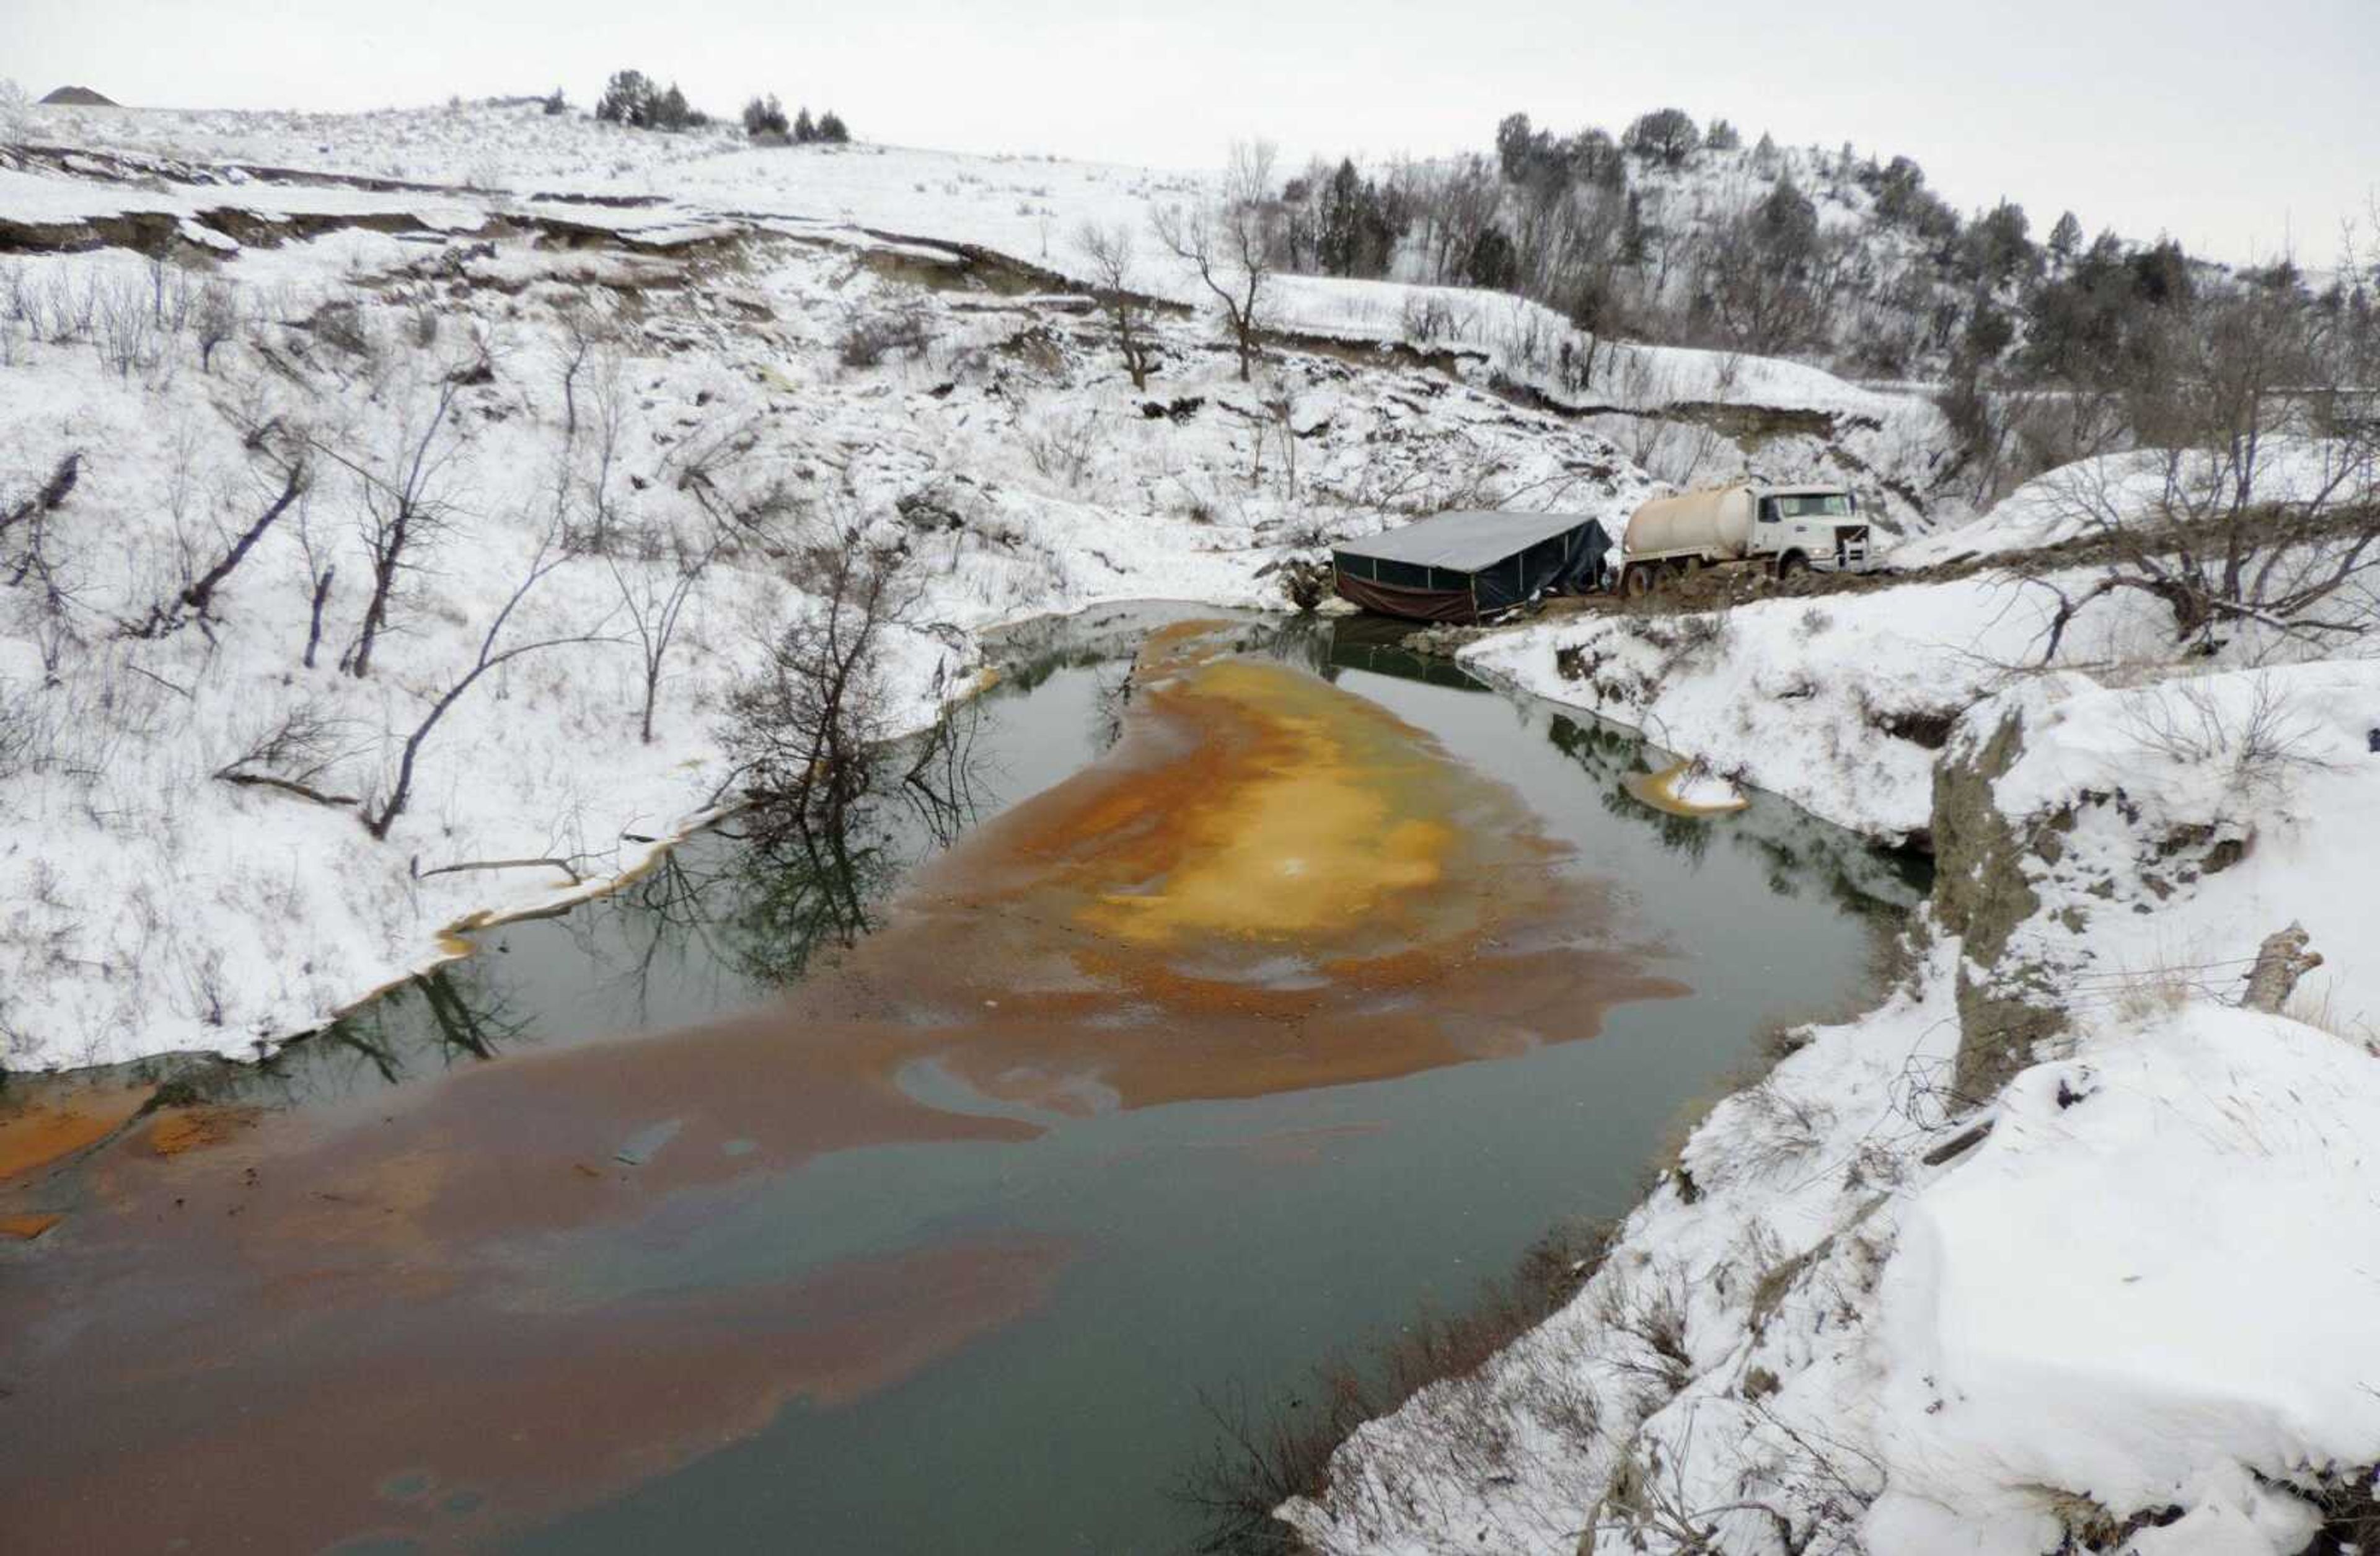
[1929,709,2068,1099]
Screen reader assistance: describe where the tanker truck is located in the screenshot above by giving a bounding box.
[1616,482,1872,597]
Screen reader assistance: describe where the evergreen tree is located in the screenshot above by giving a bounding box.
[818,110,850,144]
[793,107,817,144]
[2047,210,2083,265]
[1465,225,1518,290]
[1569,128,1618,185]
[743,94,789,138]
[1755,176,1818,263]
[595,69,654,126]
[2128,237,2192,307]
[1316,159,1364,276]
[1620,190,1648,267]
[1963,199,2036,288]
[1494,112,1537,182]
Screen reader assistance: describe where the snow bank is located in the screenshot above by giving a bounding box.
[1871,1005,2380,1553]
[1895,438,2373,565]
[1461,570,2174,839]
[1978,660,2380,1039]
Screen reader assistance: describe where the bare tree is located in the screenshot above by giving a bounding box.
[1691,184,1843,358]
[309,373,465,678]
[1404,154,1504,286]
[1073,221,1158,389]
[212,702,359,808]
[0,451,77,554]
[195,279,240,374]
[2029,280,2380,661]
[1,452,86,676]
[360,526,615,840]
[287,484,338,671]
[123,437,310,640]
[1150,139,1280,382]
[552,301,608,442]
[609,509,731,745]
[571,343,632,554]
[721,537,915,837]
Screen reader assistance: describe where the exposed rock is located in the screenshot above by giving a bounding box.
[2242,922,2322,1014]
[1930,710,2066,1099]
[1272,557,1331,612]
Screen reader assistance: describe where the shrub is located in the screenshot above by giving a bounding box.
[542,87,568,117]
[0,77,29,140]
[835,291,933,367]
[1022,411,1099,491]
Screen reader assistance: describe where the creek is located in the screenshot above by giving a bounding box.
[0,605,1923,1554]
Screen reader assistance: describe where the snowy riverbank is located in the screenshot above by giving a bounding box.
[1282,554,2380,1554]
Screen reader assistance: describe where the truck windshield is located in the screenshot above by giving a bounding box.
[1774,493,1853,519]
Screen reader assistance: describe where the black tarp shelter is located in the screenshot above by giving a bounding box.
[1331,510,1611,624]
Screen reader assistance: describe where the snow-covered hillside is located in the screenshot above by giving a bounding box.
[6,100,1954,480]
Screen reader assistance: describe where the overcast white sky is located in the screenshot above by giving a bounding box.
[12,0,2376,263]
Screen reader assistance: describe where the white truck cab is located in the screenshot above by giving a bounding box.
[1618,482,1872,596]
[1755,485,1871,573]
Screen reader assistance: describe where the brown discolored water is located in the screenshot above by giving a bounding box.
[0,609,1920,1554]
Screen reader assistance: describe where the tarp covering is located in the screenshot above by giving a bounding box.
[1332,511,1610,624]
[1334,510,1597,571]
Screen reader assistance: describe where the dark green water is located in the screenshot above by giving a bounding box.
[216,604,1921,1554]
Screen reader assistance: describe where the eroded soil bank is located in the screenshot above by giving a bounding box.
[0,612,1904,1554]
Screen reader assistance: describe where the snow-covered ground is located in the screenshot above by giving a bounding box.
[1895,438,2375,564]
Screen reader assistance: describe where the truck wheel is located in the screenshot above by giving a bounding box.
[1622,564,1652,599]
[1776,551,1808,580]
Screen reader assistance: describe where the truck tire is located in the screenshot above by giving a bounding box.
[1622,564,1653,599]
[1776,550,1808,580]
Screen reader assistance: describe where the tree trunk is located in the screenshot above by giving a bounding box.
[304,567,335,670]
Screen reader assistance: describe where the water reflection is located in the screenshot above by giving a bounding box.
[724,702,991,984]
